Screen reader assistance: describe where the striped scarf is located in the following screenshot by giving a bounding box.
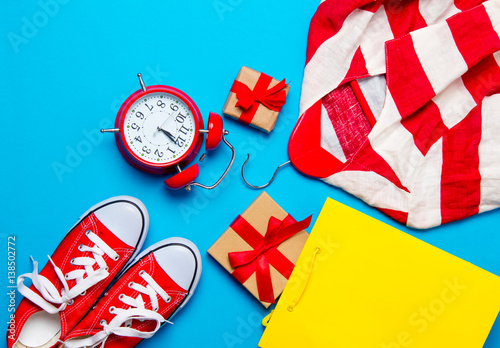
[290,0,500,228]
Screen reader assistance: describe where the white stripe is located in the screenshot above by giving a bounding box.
[478,94,500,213]
[359,5,394,75]
[418,0,460,25]
[484,0,500,37]
[411,21,468,95]
[320,103,347,163]
[406,139,443,229]
[432,77,476,129]
[300,9,375,115]
[368,90,424,189]
[357,75,387,121]
[494,50,500,65]
[323,170,410,214]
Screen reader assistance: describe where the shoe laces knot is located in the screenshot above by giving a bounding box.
[17,230,119,314]
[62,270,173,348]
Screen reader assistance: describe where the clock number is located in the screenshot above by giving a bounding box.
[178,125,189,135]
[170,103,179,111]
[136,112,144,119]
[131,123,141,131]
[134,136,142,143]
[142,146,151,154]
[167,147,175,154]
[145,103,153,111]
[157,100,166,108]
[176,136,186,147]
[154,149,164,158]
[176,113,186,123]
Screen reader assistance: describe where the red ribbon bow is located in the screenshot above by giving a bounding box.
[230,72,288,125]
[228,214,312,304]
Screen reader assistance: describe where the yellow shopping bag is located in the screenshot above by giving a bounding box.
[259,199,500,348]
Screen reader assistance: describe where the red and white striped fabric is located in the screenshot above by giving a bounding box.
[289,0,500,228]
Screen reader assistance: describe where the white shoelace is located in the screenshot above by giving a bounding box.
[62,271,172,348]
[17,230,119,314]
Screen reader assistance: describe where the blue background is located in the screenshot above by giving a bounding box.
[2,1,500,347]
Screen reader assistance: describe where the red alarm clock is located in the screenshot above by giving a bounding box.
[102,74,234,191]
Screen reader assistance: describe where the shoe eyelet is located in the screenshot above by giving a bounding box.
[80,290,86,296]
[125,322,132,328]
[128,282,134,288]
[113,254,120,261]
[78,244,84,251]
[166,296,171,303]
[99,319,107,326]
[67,299,74,305]
[64,273,69,280]
[119,294,124,301]
[153,307,159,312]
[139,270,145,276]
[85,230,91,236]
[70,258,75,265]
[109,306,116,314]
[104,266,109,272]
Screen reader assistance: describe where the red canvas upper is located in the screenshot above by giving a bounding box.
[8,213,136,348]
[62,252,188,348]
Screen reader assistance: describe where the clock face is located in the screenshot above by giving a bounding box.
[121,91,198,166]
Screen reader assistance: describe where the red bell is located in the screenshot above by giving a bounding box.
[205,112,224,151]
[164,164,200,190]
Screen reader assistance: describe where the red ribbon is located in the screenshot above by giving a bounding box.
[230,72,288,125]
[228,214,312,304]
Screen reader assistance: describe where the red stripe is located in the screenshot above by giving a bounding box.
[386,34,435,118]
[401,101,449,156]
[447,4,500,68]
[378,208,409,225]
[342,47,370,84]
[350,79,377,127]
[384,0,427,39]
[343,141,410,193]
[440,106,482,225]
[306,0,380,64]
[322,84,372,161]
[462,55,500,104]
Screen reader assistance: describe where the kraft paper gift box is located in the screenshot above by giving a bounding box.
[222,66,290,133]
[207,192,310,308]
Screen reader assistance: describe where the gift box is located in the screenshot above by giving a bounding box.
[208,192,310,308]
[222,66,290,133]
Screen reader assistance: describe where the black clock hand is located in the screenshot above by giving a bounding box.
[157,126,179,145]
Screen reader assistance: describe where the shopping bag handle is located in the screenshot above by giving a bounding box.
[288,247,321,312]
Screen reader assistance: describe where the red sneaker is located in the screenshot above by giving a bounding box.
[8,196,149,348]
[61,237,201,348]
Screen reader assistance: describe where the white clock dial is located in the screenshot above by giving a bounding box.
[123,92,197,164]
